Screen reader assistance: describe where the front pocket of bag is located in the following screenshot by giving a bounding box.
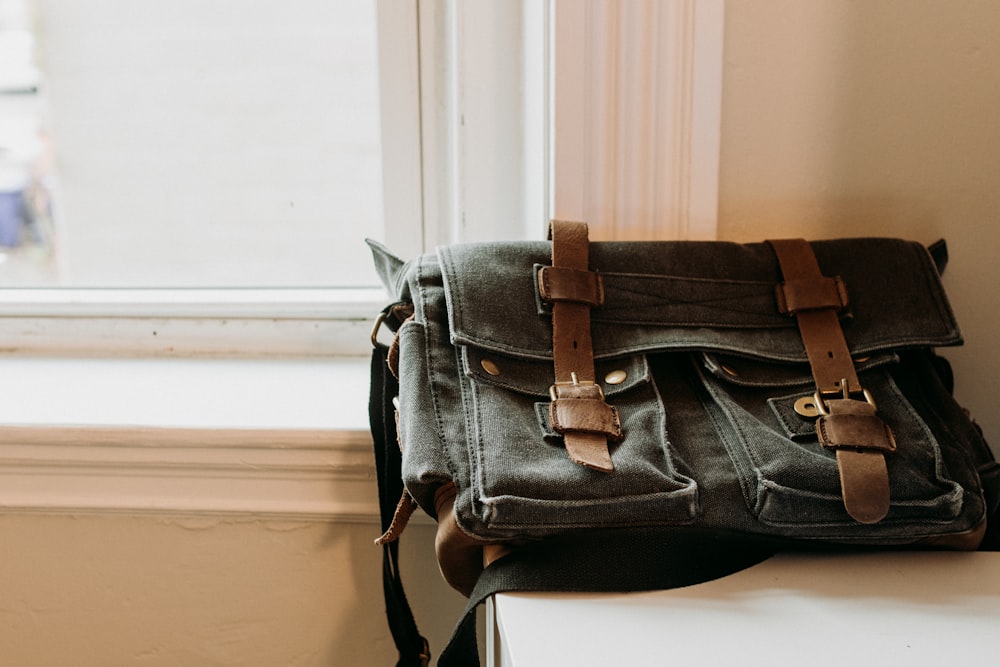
[696,354,965,533]
[460,347,699,537]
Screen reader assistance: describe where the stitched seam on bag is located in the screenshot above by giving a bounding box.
[414,255,468,522]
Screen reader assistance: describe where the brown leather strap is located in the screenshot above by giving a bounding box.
[374,490,419,546]
[548,221,599,384]
[768,239,893,524]
[544,221,618,472]
[769,239,855,395]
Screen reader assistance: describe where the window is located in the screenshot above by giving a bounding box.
[3,0,389,289]
[0,1,560,358]
[0,0,725,517]
[0,0,431,357]
[2,1,724,359]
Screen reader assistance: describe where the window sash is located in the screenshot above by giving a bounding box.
[1,0,723,360]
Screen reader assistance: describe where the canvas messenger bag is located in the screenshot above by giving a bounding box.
[367,220,1000,666]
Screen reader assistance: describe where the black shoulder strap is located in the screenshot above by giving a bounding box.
[438,529,775,666]
[369,332,430,667]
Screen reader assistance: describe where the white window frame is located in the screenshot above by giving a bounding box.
[0,0,724,520]
[0,2,423,360]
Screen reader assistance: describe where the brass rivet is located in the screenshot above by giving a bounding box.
[480,359,501,376]
[604,369,628,385]
[794,395,821,418]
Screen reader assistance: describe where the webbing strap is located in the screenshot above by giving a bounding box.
[768,239,893,524]
[369,336,431,667]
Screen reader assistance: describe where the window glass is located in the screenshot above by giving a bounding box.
[0,0,384,288]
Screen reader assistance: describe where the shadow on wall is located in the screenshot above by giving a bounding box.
[334,520,478,665]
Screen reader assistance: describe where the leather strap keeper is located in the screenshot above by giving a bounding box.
[776,275,848,314]
[817,399,897,454]
[550,386,623,440]
[538,266,604,306]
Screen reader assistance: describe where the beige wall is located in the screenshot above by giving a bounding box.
[719,0,1000,450]
[0,515,467,665]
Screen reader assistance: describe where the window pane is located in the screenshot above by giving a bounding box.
[0,0,385,287]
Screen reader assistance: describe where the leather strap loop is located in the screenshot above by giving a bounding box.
[817,399,897,454]
[768,238,893,524]
[537,266,604,306]
[776,275,848,314]
[550,387,623,440]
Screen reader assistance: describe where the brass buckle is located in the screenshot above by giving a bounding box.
[549,372,605,401]
[370,310,389,348]
[813,378,876,416]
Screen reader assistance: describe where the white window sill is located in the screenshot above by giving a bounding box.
[0,355,381,521]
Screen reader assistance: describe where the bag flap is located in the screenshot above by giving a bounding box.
[437,238,962,363]
[366,238,412,299]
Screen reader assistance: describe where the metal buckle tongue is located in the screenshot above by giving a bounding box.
[549,372,604,401]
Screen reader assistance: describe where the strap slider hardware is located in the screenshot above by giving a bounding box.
[549,373,605,401]
[814,378,876,416]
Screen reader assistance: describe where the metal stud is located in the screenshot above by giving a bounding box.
[604,369,628,385]
[794,395,821,418]
[480,359,501,376]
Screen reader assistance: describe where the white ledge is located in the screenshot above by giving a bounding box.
[0,356,383,521]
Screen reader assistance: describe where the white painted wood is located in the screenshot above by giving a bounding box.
[418,0,551,248]
[0,287,382,357]
[377,0,425,259]
[0,357,385,521]
[551,0,724,240]
[492,551,1000,666]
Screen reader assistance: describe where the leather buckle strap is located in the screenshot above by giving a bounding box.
[542,221,616,472]
[768,238,894,524]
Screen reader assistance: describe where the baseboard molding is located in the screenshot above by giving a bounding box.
[0,424,383,521]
